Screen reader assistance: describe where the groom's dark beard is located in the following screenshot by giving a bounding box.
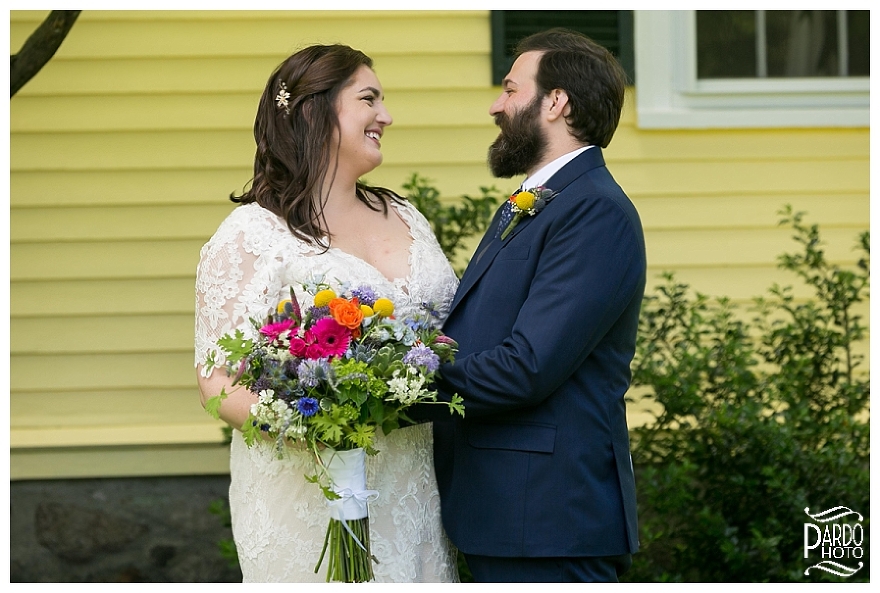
[487,94,547,179]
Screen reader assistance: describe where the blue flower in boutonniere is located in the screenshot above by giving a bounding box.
[500,186,557,240]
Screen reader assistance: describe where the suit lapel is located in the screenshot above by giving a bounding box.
[448,148,608,317]
[449,205,506,313]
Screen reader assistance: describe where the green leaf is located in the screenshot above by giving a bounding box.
[448,393,465,417]
[216,330,254,364]
[346,423,376,450]
[240,418,261,447]
[305,473,341,500]
[204,388,229,420]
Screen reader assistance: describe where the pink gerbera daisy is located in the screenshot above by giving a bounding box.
[309,317,351,358]
[259,319,295,341]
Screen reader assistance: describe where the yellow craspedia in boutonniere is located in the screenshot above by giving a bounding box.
[500,186,558,240]
[513,190,536,211]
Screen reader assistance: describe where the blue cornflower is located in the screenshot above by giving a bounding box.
[351,285,378,307]
[405,316,432,332]
[296,396,320,417]
[402,343,440,373]
[421,301,441,318]
[297,359,333,388]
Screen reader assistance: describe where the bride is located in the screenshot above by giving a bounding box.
[194,44,459,582]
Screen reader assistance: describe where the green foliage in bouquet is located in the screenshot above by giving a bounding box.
[624,206,869,582]
[402,173,502,275]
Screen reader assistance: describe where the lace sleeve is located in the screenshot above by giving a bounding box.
[194,206,284,377]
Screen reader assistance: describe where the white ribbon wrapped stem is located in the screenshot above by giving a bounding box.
[318,448,379,552]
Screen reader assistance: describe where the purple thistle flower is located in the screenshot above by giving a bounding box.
[250,376,273,394]
[402,343,440,373]
[283,359,300,377]
[350,285,378,307]
[296,396,320,417]
[308,305,330,320]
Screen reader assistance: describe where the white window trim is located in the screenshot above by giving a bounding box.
[634,10,869,129]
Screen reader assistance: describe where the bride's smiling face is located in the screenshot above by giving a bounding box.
[331,65,393,179]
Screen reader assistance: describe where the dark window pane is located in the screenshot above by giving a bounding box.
[490,10,634,85]
[848,10,869,76]
[697,11,756,79]
[766,11,838,77]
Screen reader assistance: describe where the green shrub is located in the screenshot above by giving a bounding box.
[402,173,502,275]
[624,206,869,582]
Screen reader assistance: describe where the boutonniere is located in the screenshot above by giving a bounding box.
[500,186,557,240]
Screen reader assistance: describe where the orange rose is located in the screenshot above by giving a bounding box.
[328,297,364,330]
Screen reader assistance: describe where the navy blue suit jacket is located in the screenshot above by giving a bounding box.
[432,147,644,558]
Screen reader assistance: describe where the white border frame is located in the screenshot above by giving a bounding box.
[634,10,869,129]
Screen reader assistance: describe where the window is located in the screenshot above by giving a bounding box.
[491,10,634,85]
[696,11,869,79]
[634,11,869,129]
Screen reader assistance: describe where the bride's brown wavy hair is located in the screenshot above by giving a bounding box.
[231,44,402,246]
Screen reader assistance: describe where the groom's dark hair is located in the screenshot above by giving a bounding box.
[515,28,626,149]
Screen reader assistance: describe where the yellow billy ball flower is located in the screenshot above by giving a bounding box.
[373,298,395,318]
[360,304,375,317]
[513,190,536,211]
[276,299,291,315]
[313,289,337,308]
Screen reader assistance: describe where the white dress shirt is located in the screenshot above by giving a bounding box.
[520,145,593,191]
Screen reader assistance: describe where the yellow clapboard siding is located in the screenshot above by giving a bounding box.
[11,388,210,429]
[10,193,868,244]
[10,89,502,133]
[609,158,869,196]
[11,11,490,60]
[608,126,869,161]
[10,424,223,449]
[643,264,870,302]
[10,444,231,480]
[645,226,863,268]
[11,204,237,243]
[11,278,196,316]
[10,127,499,171]
[11,169,253,207]
[12,132,867,195]
[12,352,193,391]
[11,53,494,97]
[11,314,195,355]
[10,10,482,22]
[632,193,869,230]
[10,166,509,209]
[10,129,253,171]
[10,240,204,281]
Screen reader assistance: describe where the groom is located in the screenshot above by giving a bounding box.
[431,28,645,582]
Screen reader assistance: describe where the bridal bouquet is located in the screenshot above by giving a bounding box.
[203,279,464,582]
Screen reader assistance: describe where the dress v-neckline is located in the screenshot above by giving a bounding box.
[322,200,416,287]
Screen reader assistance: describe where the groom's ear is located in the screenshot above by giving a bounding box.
[545,89,570,122]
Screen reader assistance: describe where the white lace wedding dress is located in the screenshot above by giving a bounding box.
[194,200,460,582]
